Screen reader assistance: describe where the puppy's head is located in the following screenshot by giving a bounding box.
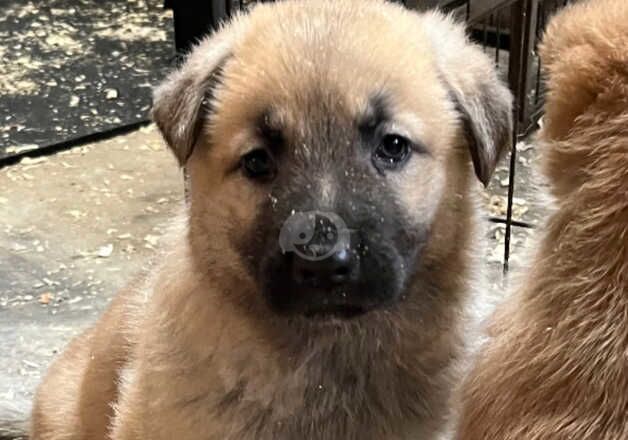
[538,0,628,197]
[153,0,511,321]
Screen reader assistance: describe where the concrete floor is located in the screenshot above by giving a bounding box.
[0,125,540,435]
[0,124,183,435]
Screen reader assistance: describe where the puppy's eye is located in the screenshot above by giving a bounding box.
[373,134,411,169]
[241,149,276,180]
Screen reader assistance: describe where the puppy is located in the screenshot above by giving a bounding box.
[31,1,511,439]
[457,0,628,438]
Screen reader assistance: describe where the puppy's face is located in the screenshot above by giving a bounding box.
[153,0,512,320]
[232,90,445,318]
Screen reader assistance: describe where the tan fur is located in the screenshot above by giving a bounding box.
[457,0,628,438]
[31,1,511,439]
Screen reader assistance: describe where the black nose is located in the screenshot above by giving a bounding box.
[291,248,358,288]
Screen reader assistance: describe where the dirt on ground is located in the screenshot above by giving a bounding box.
[0,0,173,157]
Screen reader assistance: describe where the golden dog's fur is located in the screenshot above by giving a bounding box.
[457,0,628,438]
[30,1,512,439]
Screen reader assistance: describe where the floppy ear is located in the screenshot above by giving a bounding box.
[423,12,513,186]
[449,80,513,187]
[151,24,239,166]
[539,0,628,142]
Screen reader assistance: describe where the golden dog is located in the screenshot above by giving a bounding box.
[457,0,628,438]
[31,1,512,439]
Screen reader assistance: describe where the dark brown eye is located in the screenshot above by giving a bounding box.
[373,134,412,169]
[241,149,275,180]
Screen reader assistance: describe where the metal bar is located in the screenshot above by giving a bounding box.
[465,0,519,24]
[0,120,151,170]
[504,0,539,272]
[504,0,526,273]
[489,217,535,229]
[522,0,539,126]
[504,137,519,272]
[534,1,545,105]
[495,11,501,64]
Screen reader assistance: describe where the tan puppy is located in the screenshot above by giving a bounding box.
[31,1,512,439]
[457,0,628,438]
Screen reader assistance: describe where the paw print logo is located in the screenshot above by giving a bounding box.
[279,211,350,261]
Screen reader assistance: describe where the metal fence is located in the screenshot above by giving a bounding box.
[178,0,573,270]
[447,0,573,270]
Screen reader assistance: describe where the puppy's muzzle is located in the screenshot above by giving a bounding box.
[273,211,371,318]
[291,247,359,289]
[286,244,365,318]
[263,204,406,319]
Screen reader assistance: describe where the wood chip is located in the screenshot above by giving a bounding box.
[39,292,53,304]
[96,243,113,258]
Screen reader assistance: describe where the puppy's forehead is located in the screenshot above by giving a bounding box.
[216,1,447,129]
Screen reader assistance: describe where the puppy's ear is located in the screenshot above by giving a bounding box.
[151,25,238,166]
[449,81,513,187]
[539,0,628,142]
[424,13,513,186]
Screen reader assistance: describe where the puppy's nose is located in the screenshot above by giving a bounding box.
[292,248,357,287]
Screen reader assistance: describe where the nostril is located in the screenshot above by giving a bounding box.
[330,265,352,284]
[301,269,316,282]
[291,246,359,287]
[334,266,350,277]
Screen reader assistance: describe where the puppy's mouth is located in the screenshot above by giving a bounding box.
[303,304,368,320]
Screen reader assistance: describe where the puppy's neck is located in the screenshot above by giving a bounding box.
[152,228,470,439]
[207,312,457,439]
